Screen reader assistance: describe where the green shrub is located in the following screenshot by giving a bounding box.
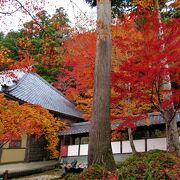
[62,150,179,180]
[117,150,179,180]
[62,164,109,180]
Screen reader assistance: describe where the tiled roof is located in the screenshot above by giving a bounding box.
[60,112,180,135]
[61,122,91,135]
[4,73,83,119]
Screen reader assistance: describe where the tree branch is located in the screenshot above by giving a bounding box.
[154,76,164,112]
[168,103,179,124]
[0,140,9,149]
[0,6,21,15]
[150,79,161,112]
[14,0,49,37]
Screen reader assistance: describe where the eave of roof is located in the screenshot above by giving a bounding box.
[59,112,180,136]
[3,73,83,119]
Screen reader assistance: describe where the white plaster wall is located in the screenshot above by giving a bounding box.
[68,145,79,156]
[122,140,145,153]
[111,141,120,154]
[66,137,180,156]
[147,138,166,151]
[80,144,88,155]
[122,141,132,153]
[134,139,145,152]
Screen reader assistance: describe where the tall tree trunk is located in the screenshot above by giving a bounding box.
[88,0,116,170]
[154,0,180,156]
[128,128,137,154]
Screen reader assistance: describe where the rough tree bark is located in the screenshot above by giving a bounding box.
[163,109,180,156]
[88,0,116,170]
[154,0,180,156]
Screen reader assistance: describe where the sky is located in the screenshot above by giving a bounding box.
[0,0,96,33]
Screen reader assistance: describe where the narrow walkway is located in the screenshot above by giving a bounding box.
[0,160,59,179]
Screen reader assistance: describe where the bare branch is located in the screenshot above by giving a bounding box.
[0,140,9,149]
[14,0,49,37]
[0,6,21,15]
[69,0,90,21]
[168,104,180,124]
[154,75,164,111]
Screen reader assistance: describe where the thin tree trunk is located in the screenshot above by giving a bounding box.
[127,83,137,154]
[161,77,180,155]
[128,128,137,154]
[164,111,180,155]
[88,0,116,170]
[154,0,180,156]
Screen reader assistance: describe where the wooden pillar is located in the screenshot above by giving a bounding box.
[120,134,123,154]
[72,136,76,145]
[24,135,30,162]
[145,130,148,152]
[0,142,2,163]
[61,136,65,145]
[78,137,81,156]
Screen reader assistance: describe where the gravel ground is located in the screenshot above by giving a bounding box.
[12,169,64,180]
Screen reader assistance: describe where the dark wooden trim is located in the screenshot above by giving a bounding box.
[120,135,122,154]
[0,142,3,163]
[4,93,25,104]
[50,110,84,122]
[0,160,25,165]
[25,135,30,162]
[111,140,121,142]
[78,137,81,156]
[145,130,148,152]
[2,147,26,150]
[145,138,147,152]
[62,155,88,158]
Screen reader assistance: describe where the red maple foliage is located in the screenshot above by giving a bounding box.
[54,31,96,118]
[112,9,180,130]
[57,9,179,130]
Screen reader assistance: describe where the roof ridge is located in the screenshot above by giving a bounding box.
[72,121,90,126]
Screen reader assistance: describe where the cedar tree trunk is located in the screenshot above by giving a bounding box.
[88,0,116,170]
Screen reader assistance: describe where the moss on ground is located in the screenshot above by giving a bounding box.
[117,150,180,180]
[62,150,180,180]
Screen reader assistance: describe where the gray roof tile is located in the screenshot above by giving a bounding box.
[60,112,180,135]
[6,73,83,119]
